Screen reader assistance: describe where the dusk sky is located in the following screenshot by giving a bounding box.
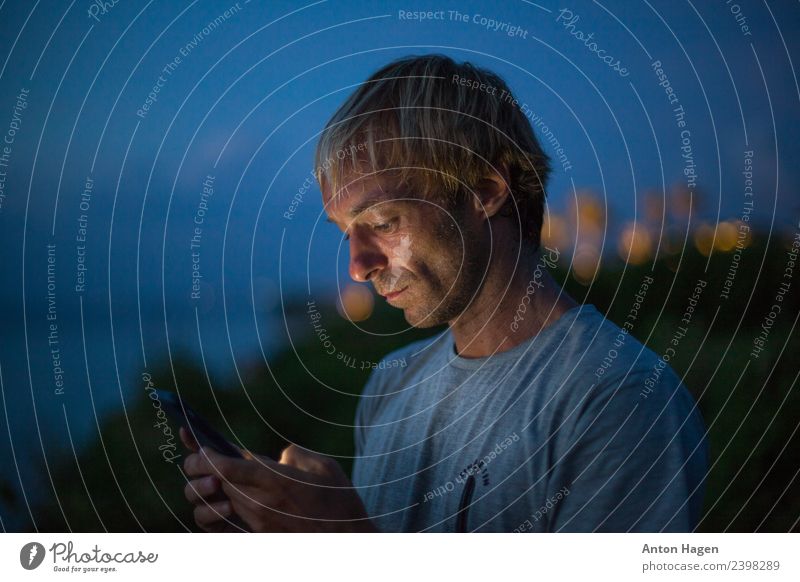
[0,0,798,531]
[0,1,797,307]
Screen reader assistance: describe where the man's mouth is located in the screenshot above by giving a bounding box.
[381,286,408,302]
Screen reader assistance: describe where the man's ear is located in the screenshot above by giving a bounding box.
[470,162,511,221]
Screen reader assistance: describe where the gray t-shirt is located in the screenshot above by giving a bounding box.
[351,304,709,532]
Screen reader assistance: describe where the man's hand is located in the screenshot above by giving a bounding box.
[179,427,377,532]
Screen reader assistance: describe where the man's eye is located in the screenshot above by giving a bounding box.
[373,219,397,233]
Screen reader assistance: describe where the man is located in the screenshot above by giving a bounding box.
[181,54,708,532]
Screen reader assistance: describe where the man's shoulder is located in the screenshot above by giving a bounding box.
[567,305,701,429]
[533,304,692,418]
[568,304,666,380]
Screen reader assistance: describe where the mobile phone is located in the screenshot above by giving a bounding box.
[156,390,244,458]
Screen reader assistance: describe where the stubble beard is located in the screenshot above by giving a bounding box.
[402,200,490,329]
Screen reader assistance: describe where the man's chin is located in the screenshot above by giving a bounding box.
[401,306,447,329]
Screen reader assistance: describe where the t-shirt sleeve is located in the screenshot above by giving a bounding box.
[544,366,709,532]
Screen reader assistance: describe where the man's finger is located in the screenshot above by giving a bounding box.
[193,500,235,531]
[279,443,340,477]
[221,481,280,512]
[222,483,295,532]
[199,446,283,486]
[179,426,199,452]
[184,475,222,505]
[184,448,243,478]
[183,451,210,478]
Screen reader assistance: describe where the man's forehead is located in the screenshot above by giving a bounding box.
[323,174,380,206]
[323,175,404,220]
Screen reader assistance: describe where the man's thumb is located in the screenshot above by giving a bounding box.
[279,443,338,475]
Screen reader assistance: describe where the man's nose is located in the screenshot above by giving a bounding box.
[347,227,387,283]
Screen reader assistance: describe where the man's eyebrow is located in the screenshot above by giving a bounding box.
[325,191,399,224]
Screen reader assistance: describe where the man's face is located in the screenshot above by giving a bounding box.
[323,173,490,328]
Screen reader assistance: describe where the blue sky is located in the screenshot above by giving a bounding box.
[0,0,798,529]
[0,1,797,305]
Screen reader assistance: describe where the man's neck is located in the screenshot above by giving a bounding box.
[448,244,578,359]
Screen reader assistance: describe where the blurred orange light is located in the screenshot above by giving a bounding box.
[572,244,600,285]
[618,222,653,265]
[579,199,603,224]
[693,223,715,256]
[736,221,753,248]
[337,284,374,321]
[670,185,695,220]
[643,191,665,224]
[714,221,738,252]
[541,213,569,250]
[568,191,605,242]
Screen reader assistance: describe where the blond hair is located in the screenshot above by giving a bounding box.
[315,54,551,248]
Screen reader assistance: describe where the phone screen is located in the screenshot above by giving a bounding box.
[155,390,244,458]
